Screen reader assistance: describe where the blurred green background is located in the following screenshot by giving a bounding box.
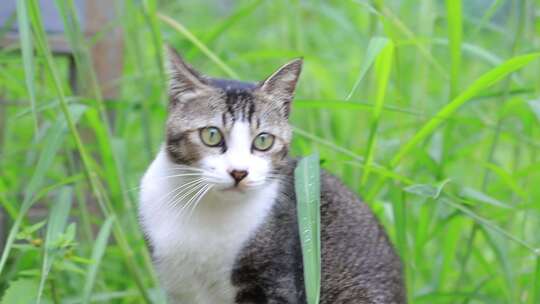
[1,0,540,303]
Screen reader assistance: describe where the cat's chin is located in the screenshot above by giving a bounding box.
[221,186,246,193]
[207,184,263,202]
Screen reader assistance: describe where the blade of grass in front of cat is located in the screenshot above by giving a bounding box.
[295,154,321,304]
[361,39,393,185]
[37,187,73,304]
[82,216,114,304]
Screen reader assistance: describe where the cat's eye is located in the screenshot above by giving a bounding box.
[200,127,224,147]
[252,133,275,151]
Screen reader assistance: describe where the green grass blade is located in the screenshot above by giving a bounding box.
[157,12,239,78]
[439,218,462,288]
[388,53,540,169]
[479,227,513,302]
[533,254,540,304]
[16,0,38,135]
[0,105,86,276]
[0,11,16,41]
[24,1,153,301]
[361,39,394,185]
[394,192,408,301]
[54,0,134,213]
[441,198,536,253]
[295,99,422,116]
[365,2,449,79]
[295,154,321,304]
[0,279,39,304]
[445,0,462,98]
[187,0,264,58]
[471,0,505,37]
[345,37,389,100]
[37,187,74,304]
[44,189,74,247]
[142,0,165,81]
[82,216,114,304]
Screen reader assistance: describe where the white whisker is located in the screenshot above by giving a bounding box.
[185,184,213,220]
[156,177,203,205]
[176,184,210,218]
[166,179,205,208]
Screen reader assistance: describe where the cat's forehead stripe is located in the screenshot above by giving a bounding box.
[224,89,257,125]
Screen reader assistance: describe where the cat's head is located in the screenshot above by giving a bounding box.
[164,46,302,193]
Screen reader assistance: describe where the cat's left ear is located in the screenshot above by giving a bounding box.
[258,58,303,118]
[165,45,213,106]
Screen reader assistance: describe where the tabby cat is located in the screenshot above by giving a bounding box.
[139,46,406,304]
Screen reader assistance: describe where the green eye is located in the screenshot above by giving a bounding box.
[200,127,224,147]
[252,133,275,151]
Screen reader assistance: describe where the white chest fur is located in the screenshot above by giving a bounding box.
[139,149,278,304]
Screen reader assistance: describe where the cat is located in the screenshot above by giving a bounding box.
[139,46,406,304]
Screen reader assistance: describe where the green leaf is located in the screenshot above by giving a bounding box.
[362,39,394,184]
[403,179,450,199]
[295,154,321,304]
[37,187,74,304]
[389,52,540,168]
[82,216,114,304]
[45,188,74,248]
[345,37,390,100]
[479,227,513,301]
[16,221,46,240]
[445,0,462,98]
[0,105,86,276]
[441,198,536,252]
[527,99,540,122]
[404,184,439,198]
[24,1,154,300]
[533,254,540,304]
[0,279,39,304]
[16,0,38,135]
[460,187,511,209]
[158,13,239,78]
[439,218,462,288]
[187,0,264,58]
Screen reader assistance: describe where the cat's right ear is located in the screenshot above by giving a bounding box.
[166,45,211,105]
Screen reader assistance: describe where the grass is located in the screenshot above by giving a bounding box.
[0,0,539,303]
[295,154,321,304]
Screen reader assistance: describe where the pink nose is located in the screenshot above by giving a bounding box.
[229,170,248,184]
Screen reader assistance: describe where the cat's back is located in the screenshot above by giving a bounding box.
[319,171,406,303]
[232,161,406,304]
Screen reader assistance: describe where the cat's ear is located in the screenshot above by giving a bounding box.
[258,58,303,118]
[166,45,212,105]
